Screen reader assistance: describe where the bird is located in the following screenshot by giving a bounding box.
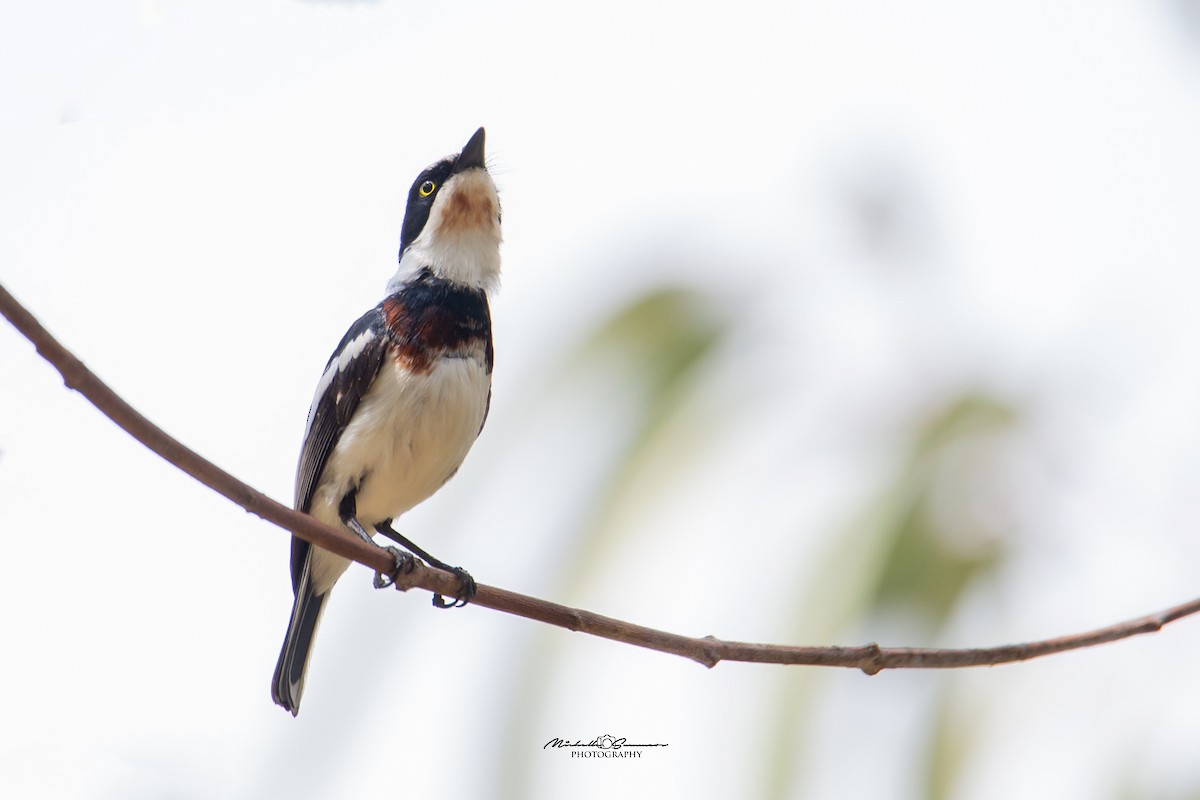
[271,127,501,716]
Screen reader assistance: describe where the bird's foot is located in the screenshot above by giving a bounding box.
[432,567,477,609]
[373,546,417,590]
[372,521,476,608]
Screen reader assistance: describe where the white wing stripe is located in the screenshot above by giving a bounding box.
[302,329,379,439]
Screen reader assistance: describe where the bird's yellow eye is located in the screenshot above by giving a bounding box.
[419,180,436,197]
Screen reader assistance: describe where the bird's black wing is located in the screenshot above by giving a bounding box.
[290,305,389,592]
[479,298,495,435]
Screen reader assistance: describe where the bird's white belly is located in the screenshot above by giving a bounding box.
[307,356,489,592]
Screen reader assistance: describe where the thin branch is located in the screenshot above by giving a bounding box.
[2,280,1197,674]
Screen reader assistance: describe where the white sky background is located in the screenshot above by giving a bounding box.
[1,1,1199,798]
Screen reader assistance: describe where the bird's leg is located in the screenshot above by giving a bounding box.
[374,519,477,608]
[339,490,415,589]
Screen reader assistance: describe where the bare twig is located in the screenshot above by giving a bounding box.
[2,280,1197,674]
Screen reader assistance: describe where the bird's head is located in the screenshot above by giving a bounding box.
[394,127,502,292]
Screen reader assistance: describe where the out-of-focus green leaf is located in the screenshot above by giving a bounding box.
[870,395,1015,625]
[764,392,1021,800]
[555,286,730,590]
[498,283,731,799]
[924,683,976,800]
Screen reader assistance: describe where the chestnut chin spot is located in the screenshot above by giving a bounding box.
[437,184,497,236]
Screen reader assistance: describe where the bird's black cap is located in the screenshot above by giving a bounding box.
[454,127,486,173]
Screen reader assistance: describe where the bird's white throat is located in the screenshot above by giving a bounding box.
[389,169,502,293]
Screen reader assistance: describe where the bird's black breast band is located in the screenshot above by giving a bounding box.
[381,269,493,375]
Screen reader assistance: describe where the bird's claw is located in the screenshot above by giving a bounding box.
[432,567,476,609]
[373,546,417,590]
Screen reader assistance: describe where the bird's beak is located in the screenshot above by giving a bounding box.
[454,127,487,173]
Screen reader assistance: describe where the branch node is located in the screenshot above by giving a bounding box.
[859,642,885,676]
[696,635,721,669]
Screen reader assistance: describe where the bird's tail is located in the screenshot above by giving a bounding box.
[271,561,327,716]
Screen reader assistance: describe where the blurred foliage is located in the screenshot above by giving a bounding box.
[570,285,728,453]
[765,393,1020,800]
[871,395,1014,626]
[499,284,731,798]
[556,286,730,589]
[497,281,1024,799]
[923,682,980,800]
